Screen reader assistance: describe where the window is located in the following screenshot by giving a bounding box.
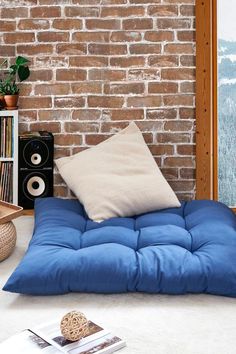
[196,0,236,210]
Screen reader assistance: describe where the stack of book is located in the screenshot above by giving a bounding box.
[0,116,13,158]
[0,162,13,203]
[0,317,126,354]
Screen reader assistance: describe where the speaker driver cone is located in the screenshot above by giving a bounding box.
[31,153,42,166]
[23,139,49,167]
[24,174,47,199]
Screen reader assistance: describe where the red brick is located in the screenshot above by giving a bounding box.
[144,31,174,42]
[56,69,87,81]
[130,44,161,54]
[35,56,69,68]
[0,46,15,56]
[168,180,195,191]
[88,44,127,55]
[110,31,141,42]
[148,82,178,94]
[88,69,126,81]
[86,19,120,30]
[71,82,102,94]
[17,44,53,55]
[164,43,194,54]
[101,122,130,133]
[177,30,195,42]
[149,145,174,155]
[54,97,85,108]
[149,55,179,67]
[128,69,160,80]
[53,186,69,198]
[177,145,196,155]
[56,43,87,55]
[104,83,145,95]
[65,122,99,133]
[70,56,108,67]
[38,32,69,42]
[72,32,109,42]
[19,97,52,109]
[3,32,35,43]
[65,6,99,17]
[28,70,53,82]
[85,134,110,145]
[123,19,153,30]
[147,109,177,120]
[164,157,194,168]
[38,110,70,121]
[72,0,100,3]
[127,96,162,108]
[52,19,82,30]
[101,6,144,17]
[19,84,32,96]
[29,122,61,133]
[180,168,196,179]
[180,81,195,93]
[88,96,124,108]
[148,5,178,16]
[103,109,144,121]
[19,110,37,122]
[35,84,70,95]
[0,21,16,31]
[163,95,194,106]
[110,57,145,67]
[161,168,179,180]
[161,68,195,80]
[18,19,50,30]
[129,0,161,2]
[156,133,191,144]
[165,120,193,131]
[179,108,195,119]
[1,7,28,18]
[180,55,196,67]
[156,18,191,29]
[136,121,163,132]
[180,5,195,16]
[54,134,82,146]
[72,110,101,121]
[30,6,61,18]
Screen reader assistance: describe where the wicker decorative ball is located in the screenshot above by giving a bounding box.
[60,311,89,342]
[0,221,17,262]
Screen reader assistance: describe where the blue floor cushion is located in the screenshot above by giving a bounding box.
[3,198,236,296]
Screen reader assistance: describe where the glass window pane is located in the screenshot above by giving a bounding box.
[218,0,236,207]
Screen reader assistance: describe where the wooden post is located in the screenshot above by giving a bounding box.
[196,0,215,199]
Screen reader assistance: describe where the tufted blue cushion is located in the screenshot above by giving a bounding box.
[3,198,236,296]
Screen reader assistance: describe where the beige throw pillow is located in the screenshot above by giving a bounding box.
[56,122,180,222]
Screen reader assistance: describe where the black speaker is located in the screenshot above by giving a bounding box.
[18,131,54,209]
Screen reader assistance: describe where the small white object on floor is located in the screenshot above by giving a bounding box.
[0,216,236,354]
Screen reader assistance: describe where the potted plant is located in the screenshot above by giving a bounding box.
[0,56,30,110]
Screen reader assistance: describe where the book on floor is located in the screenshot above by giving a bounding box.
[0,318,126,354]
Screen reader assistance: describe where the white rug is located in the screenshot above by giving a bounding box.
[1,216,236,353]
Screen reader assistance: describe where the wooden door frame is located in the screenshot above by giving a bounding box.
[196,0,217,200]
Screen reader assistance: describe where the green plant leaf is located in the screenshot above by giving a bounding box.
[9,64,17,75]
[16,56,30,66]
[18,66,30,82]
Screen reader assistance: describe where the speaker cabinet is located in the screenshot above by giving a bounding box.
[18,131,54,209]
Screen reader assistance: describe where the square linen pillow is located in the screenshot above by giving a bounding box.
[56,122,180,222]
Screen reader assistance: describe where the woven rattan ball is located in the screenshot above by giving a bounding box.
[0,221,16,262]
[60,311,89,342]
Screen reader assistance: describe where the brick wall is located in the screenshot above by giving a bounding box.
[0,0,196,200]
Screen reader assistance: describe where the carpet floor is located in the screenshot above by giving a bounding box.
[0,216,236,353]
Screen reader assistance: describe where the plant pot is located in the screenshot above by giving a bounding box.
[4,94,19,110]
[0,95,5,109]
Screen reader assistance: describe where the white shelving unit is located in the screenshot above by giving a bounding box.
[0,110,18,204]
